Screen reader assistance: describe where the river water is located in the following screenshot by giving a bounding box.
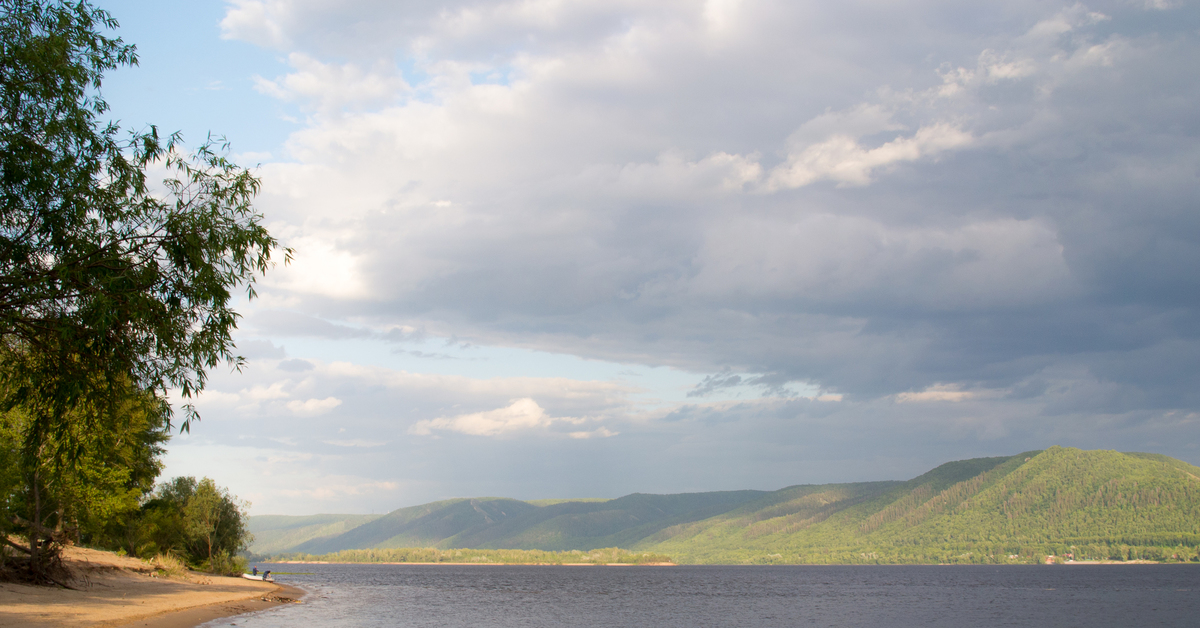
[204,562,1200,627]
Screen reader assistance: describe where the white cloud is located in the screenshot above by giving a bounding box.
[242,382,291,401]
[896,385,976,403]
[409,397,583,437]
[767,122,973,189]
[254,53,409,113]
[220,0,295,49]
[286,396,343,415]
[568,427,619,439]
[193,390,241,407]
[263,234,370,300]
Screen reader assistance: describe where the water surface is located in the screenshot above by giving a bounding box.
[206,562,1200,627]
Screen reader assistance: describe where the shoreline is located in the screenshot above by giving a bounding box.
[0,546,303,628]
[109,582,306,628]
[270,560,676,566]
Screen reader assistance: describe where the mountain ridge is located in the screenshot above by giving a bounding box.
[251,447,1200,564]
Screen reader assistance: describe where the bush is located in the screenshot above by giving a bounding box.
[151,553,188,577]
[204,550,247,576]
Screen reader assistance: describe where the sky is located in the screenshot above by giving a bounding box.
[92,0,1200,515]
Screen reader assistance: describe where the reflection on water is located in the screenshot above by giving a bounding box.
[204,563,1200,628]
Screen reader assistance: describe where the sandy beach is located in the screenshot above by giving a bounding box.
[0,546,302,628]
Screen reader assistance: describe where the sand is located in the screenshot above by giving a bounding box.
[0,546,303,628]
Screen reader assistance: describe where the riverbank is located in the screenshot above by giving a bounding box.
[272,560,676,566]
[0,546,302,627]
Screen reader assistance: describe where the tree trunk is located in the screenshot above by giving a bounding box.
[29,469,40,577]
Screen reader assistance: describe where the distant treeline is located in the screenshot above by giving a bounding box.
[271,547,674,565]
[683,542,1200,565]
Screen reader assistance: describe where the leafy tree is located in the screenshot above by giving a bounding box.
[127,475,193,558]
[129,476,251,574]
[184,477,250,567]
[0,0,287,431]
[0,0,287,577]
[0,374,168,567]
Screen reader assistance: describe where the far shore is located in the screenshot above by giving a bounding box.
[0,546,303,628]
[270,560,676,566]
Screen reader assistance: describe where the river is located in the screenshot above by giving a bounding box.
[204,562,1200,627]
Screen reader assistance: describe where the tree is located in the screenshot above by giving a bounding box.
[128,475,194,558]
[0,0,288,429]
[184,477,249,569]
[0,375,169,549]
[0,0,287,578]
[131,476,251,574]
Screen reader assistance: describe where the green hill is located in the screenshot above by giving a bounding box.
[641,447,1200,563]
[247,513,382,555]
[264,447,1200,564]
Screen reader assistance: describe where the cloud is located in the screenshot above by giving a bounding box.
[767,122,973,189]
[286,396,343,415]
[254,53,409,113]
[234,339,286,360]
[243,382,291,401]
[896,385,977,403]
[277,358,314,372]
[569,427,618,439]
[221,0,1200,408]
[409,398,584,437]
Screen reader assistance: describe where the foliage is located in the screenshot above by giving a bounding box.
[271,546,674,566]
[0,375,168,574]
[0,0,287,432]
[0,0,285,579]
[204,549,248,577]
[150,551,186,577]
[124,476,252,572]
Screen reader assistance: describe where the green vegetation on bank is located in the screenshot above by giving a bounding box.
[272,547,674,565]
[256,447,1200,565]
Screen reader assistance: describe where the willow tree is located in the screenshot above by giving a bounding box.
[0,0,287,578]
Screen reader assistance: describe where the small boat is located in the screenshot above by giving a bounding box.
[242,573,275,582]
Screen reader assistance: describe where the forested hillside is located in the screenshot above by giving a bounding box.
[262,447,1200,564]
[643,447,1200,563]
